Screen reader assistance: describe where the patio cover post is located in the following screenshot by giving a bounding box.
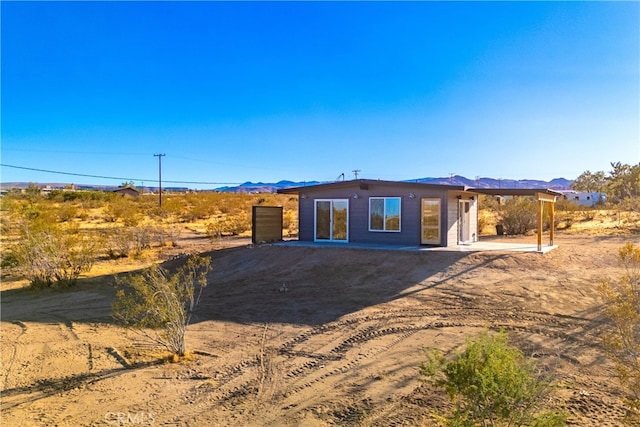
[549,201,555,246]
[537,200,543,252]
[535,192,557,251]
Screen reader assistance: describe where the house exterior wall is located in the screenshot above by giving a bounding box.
[296,182,463,246]
[446,192,478,245]
[558,191,606,207]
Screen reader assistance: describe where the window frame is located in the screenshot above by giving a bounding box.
[368,197,402,233]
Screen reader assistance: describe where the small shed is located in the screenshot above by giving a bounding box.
[112,187,140,198]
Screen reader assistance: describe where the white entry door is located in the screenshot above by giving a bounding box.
[459,200,471,244]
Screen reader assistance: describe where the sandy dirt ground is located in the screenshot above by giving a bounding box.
[1,228,639,426]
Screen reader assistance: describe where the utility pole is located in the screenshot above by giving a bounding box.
[352,169,361,179]
[154,153,166,207]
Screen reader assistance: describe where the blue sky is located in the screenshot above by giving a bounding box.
[2,1,638,189]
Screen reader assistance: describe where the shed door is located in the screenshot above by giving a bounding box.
[421,198,441,245]
[315,199,348,242]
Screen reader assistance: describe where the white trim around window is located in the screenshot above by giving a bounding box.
[368,197,401,232]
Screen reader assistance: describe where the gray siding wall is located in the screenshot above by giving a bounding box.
[297,182,456,246]
[469,197,478,242]
[446,194,458,246]
[446,191,479,245]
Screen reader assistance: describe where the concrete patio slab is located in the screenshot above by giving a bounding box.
[276,240,558,254]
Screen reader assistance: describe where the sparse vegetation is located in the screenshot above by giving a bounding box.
[112,254,212,357]
[8,217,102,288]
[599,242,640,423]
[0,189,297,286]
[498,197,538,236]
[420,330,566,427]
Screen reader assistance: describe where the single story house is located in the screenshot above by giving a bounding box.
[112,186,141,198]
[277,179,561,248]
[556,190,606,207]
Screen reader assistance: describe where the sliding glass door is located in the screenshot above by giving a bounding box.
[315,199,348,242]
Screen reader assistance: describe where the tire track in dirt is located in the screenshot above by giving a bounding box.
[2,321,28,390]
[168,303,601,424]
[1,323,138,425]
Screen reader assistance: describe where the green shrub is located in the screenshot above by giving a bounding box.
[420,330,566,427]
[112,254,212,356]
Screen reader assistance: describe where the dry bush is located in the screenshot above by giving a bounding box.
[599,242,640,423]
[113,254,212,356]
[499,197,537,235]
[56,203,79,222]
[205,213,251,240]
[105,197,142,226]
[105,225,170,259]
[283,209,298,236]
[9,219,102,288]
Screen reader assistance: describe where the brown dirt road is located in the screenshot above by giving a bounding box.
[1,232,637,426]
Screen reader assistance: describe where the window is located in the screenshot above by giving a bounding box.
[369,197,401,232]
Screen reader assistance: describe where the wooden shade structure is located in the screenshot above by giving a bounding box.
[473,188,561,252]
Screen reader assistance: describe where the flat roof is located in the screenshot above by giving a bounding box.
[277,179,563,197]
[470,188,563,196]
[277,179,468,194]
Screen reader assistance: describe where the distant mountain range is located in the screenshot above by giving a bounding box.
[1,176,573,193]
[412,175,572,190]
[216,176,572,193]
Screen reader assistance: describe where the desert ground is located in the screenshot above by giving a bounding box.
[1,221,639,426]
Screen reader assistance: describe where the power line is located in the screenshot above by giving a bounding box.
[0,163,241,185]
[1,148,150,156]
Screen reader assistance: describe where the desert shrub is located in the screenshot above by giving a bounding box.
[105,197,141,226]
[420,330,565,427]
[205,213,250,239]
[283,209,298,236]
[105,225,167,258]
[47,189,116,204]
[188,195,218,220]
[477,213,489,235]
[205,217,224,241]
[112,254,212,356]
[552,200,578,230]
[555,199,579,212]
[479,194,501,214]
[599,242,640,423]
[582,209,597,221]
[499,197,537,235]
[105,228,134,259]
[163,225,180,247]
[542,202,575,231]
[56,203,79,222]
[554,213,574,230]
[9,219,101,288]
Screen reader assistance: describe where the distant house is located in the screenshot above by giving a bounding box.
[278,179,562,248]
[557,190,605,207]
[112,186,140,198]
